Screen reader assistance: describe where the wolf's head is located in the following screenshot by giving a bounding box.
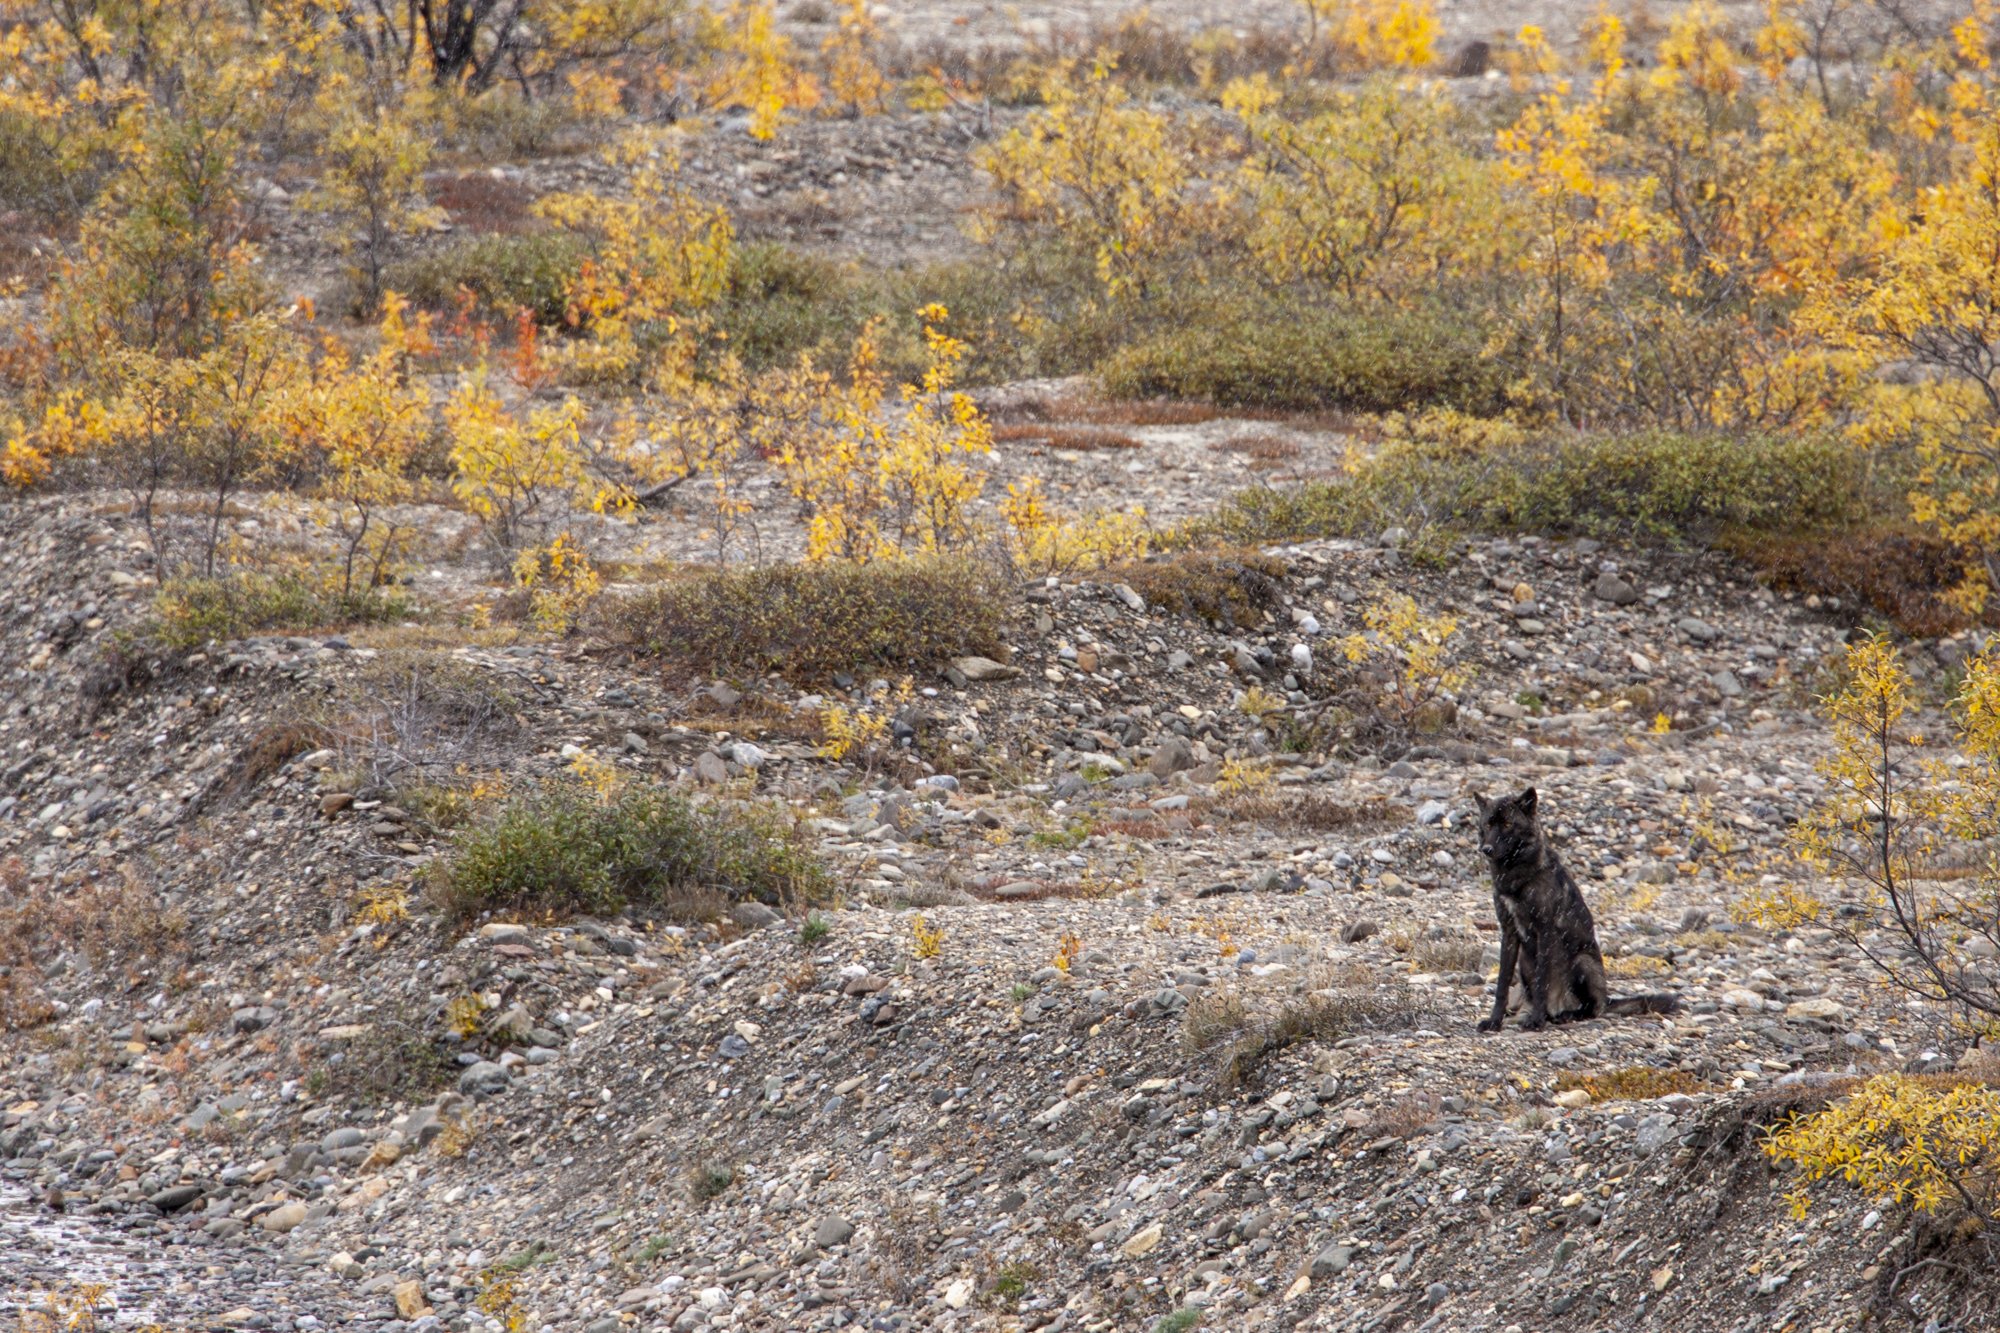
[1471,787,1541,865]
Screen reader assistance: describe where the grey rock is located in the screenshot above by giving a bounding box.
[730,901,784,930]
[1593,572,1639,605]
[456,1062,510,1098]
[149,1183,203,1213]
[1148,737,1196,778]
[1312,1244,1354,1278]
[231,1005,277,1034]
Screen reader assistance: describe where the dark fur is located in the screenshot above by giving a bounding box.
[1472,788,1678,1032]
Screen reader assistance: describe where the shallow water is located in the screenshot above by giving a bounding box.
[0,1183,171,1326]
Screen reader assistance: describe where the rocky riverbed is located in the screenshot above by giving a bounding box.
[0,449,1987,1331]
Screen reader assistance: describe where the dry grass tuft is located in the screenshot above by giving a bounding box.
[1555,1066,1707,1101]
[1186,977,1436,1092]
[1212,792,1408,833]
[1107,549,1288,628]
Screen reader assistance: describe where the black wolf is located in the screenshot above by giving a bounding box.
[1472,788,1678,1032]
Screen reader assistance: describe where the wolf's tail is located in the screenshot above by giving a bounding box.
[1605,993,1679,1017]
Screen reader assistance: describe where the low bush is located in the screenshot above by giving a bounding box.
[386,231,590,324]
[314,1006,460,1105]
[433,781,831,923]
[1184,427,1874,549]
[1106,549,1288,628]
[152,573,414,651]
[601,556,1005,685]
[1099,299,1509,415]
[713,242,1101,385]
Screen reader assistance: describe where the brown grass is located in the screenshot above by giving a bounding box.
[213,720,335,805]
[985,394,1221,427]
[1408,935,1484,974]
[1366,1091,1443,1138]
[992,423,1142,451]
[0,860,189,1029]
[1210,433,1304,468]
[428,171,543,235]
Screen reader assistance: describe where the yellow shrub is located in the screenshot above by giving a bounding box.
[513,532,604,634]
[1340,593,1472,726]
[910,913,945,960]
[1001,477,1150,574]
[1765,1075,2000,1223]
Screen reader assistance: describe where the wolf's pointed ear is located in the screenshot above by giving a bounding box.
[1471,790,1491,815]
[1519,787,1538,815]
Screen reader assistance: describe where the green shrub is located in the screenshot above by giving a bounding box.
[712,242,1099,385]
[1099,298,1508,414]
[434,781,830,923]
[386,231,589,323]
[0,107,89,224]
[715,242,874,373]
[1183,429,1874,549]
[153,573,413,651]
[600,556,1006,685]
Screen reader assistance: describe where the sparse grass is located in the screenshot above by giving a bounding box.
[800,912,831,945]
[1107,550,1288,629]
[1210,433,1304,468]
[688,1159,735,1203]
[1028,818,1092,850]
[152,572,415,651]
[600,556,1005,686]
[1555,1066,1706,1101]
[0,863,188,1015]
[1409,935,1484,974]
[333,650,521,793]
[1153,1309,1204,1333]
[434,780,831,924]
[1367,1091,1443,1138]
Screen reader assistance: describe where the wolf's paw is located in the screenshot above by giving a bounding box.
[1517,1012,1548,1032]
[1476,1017,1502,1034]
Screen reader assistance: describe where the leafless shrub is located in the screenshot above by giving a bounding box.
[334,651,521,792]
